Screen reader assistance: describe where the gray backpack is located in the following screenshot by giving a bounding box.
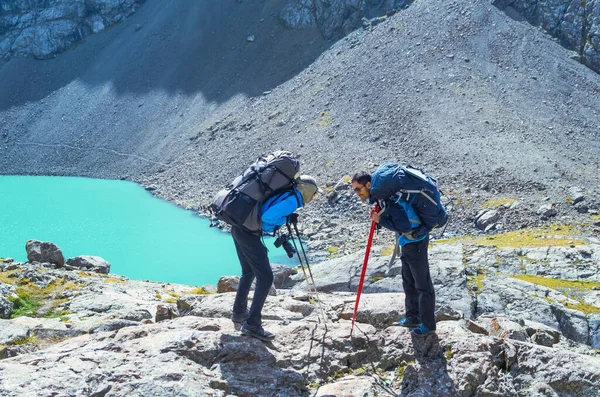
[210,151,300,233]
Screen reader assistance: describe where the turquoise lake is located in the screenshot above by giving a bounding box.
[0,176,295,286]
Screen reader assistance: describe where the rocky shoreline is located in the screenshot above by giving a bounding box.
[1,232,599,396]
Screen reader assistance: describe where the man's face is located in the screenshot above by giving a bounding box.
[351,181,371,201]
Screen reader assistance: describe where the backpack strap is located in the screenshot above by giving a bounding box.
[290,184,301,207]
[397,189,438,206]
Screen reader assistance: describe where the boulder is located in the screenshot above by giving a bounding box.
[536,203,557,218]
[25,240,65,266]
[217,276,239,293]
[271,263,297,289]
[567,186,585,204]
[66,256,111,274]
[475,209,500,230]
[155,304,178,323]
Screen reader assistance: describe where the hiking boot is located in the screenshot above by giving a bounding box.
[241,322,276,342]
[410,324,436,337]
[231,310,249,330]
[392,317,420,328]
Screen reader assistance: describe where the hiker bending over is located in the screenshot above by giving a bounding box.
[231,175,320,341]
[352,168,440,337]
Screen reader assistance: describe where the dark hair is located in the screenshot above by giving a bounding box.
[351,172,371,185]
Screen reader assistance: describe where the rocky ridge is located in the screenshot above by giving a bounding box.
[1,234,600,396]
[3,0,599,75]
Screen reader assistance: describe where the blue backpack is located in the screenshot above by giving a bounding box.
[370,162,449,231]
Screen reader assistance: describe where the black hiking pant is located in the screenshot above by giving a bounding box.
[231,226,274,328]
[401,236,436,331]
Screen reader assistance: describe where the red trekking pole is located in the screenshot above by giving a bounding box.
[351,204,379,334]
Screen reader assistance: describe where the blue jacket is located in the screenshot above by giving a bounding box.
[260,187,303,233]
[372,196,427,246]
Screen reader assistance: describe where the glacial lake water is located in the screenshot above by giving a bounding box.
[0,176,295,286]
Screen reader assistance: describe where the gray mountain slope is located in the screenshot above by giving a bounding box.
[0,0,599,235]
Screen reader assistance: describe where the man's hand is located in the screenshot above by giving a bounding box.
[369,206,381,224]
[288,213,299,225]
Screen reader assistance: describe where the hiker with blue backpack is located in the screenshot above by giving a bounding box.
[211,151,321,342]
[351,163,448,337]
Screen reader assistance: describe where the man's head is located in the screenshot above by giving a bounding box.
[351,172,371,201]
[296,175,321,205]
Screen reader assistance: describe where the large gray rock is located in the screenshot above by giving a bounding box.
[66,255,111,274]
[0,319,30,344]
[25,240,65,266]
[271,263,297,289]
[475,209,501,230]
[217,276,239,293]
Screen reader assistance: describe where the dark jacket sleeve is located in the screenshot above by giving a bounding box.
[378,200,413,234]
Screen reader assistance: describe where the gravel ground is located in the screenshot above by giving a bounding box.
[1,0,599,258]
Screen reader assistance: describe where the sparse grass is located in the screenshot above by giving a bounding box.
[482,198,517,209]
[444,345,453,360]
[188,287,211,295]
[8,278,74,319]
[64,282,81,290]
[317,111,332,127]
[512,274,600,315]
[467,273,485,294]
[513,274,600,291]
[564,301,600,315]
[395,361,414,380]
[164,297,177,304]
[11,335,39,346]
[370,276,385,283]
[104,277,127,284]
[8,288,41,318]
[326,246,339,254]
[0,269,19,284]
[41,307,71,321]
[379,246,395,256]
[434,224,585,248]
[155,293,162,299]
[168,292,179,298]
[331,367,351,379]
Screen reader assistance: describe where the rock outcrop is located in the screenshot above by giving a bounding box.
[493,0,600,73]
[0,0,144,59]
[280,0,600,74]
